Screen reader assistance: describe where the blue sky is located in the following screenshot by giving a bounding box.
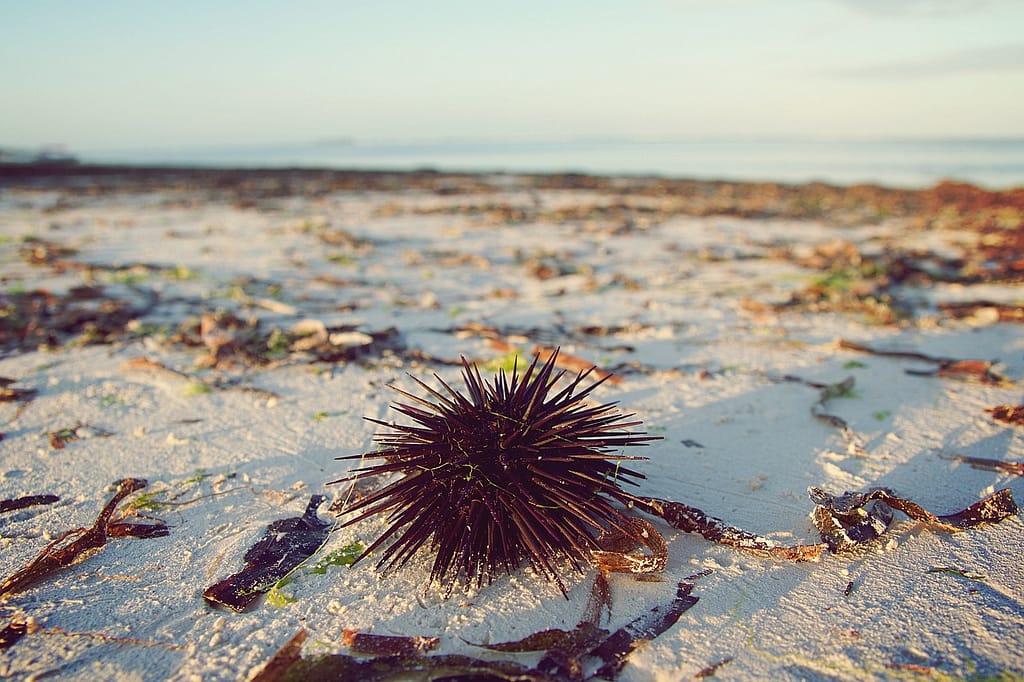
[2,0,1023,151]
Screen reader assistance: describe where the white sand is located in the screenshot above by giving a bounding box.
[1,177,1022,681]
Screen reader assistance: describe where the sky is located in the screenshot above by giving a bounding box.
[2,0,1024,152]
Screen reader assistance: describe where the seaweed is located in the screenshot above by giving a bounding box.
[584,582,700,680]
[467,623,608,654]
[203,495,332,611]
[695,656,734,678]
[342,629,439,656]
[0,620,28,650]
[0,376,37,404]
[279,652,559,682]
[940,453,1024,477]
[0,478,168,600]
[987,404,1024,427]
[630,486,1017,560]
[637,497,826,561]
[0,285,155,352]
[47,421,114,449]
[766,373,865,455]
[838,339,1012,386]
[0,493,59,514]
[591,517,668,575]
[250,629,309,682]
[251,581,700,682]
[809,487,1018,552]
[926,566,987,582]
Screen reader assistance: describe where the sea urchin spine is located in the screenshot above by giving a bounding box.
[331,350,658,593]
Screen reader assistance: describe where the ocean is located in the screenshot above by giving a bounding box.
[83,137,1024,190]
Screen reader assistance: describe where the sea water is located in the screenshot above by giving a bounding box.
[83,137,1024,190]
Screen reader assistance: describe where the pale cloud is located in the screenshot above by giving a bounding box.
[834,0,999,17]
[827,43,1024,78]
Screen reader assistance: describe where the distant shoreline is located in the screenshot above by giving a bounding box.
[0,158,1015,190]
[9,135,1023,190]
[3,162,1022,235]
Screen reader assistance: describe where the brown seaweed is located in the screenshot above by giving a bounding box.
[838,339,1012,385]
[592,517,668,575]
[252,581,700,681]
[695,656,734,678]
[0,478,167,600]
[0,377,37,404]
[0,286,154,352]
[342,629,439,656]
[809,487,1018,551]
[637,497,827,561]
[986,404,1024,427]
[47,422,114,449]
[250,630,309,682]
[203,494,331,612]
[532,623,613,680]
[283,653,559,682]
[468,623,608,654]
[0,620,28,650]
[940,453,1024,477]
[767,373,864,455]
[0,494,59,514]
[583,581,700,680]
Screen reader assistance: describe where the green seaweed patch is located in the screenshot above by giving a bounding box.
[123,469,214,512]
[482,351,523,373]
[100,394,126,408]
[820,377,859,401]
[183,381,212,397]
[309,542,365,574]
[266,577,298,606]
[265,542,365,607]
[105,269,150,285]
[327,254,357,266]
[164,264,198,281]
[182,469,210,486]
[312,411,346,421]
[128,491,165,512]
[926,566,987,582]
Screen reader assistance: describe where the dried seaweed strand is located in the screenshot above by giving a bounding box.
[253,579,700,681]
[343,629,439,656]
[768,373,865,455]
[588,581,700,680]
[0,620,28,650]
[31,623,187,650]
[637,497,827,561]
[838,339,1012,385]
[580,571,612,627]
[987,404,1024,427]
[940,453,1024,477]
[277,652,558,682]
[0,478,167,600]
[466,623,607,654]
[810,376,865,455]
[0,381,37,404]
[809,486,1018,551]
[695,656,735,678]
[250,630,308,682]
[0,494,59,514]
[203,495,332,612]
[592,517,668,575]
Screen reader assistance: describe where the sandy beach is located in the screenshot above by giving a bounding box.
[1,167,1022,681]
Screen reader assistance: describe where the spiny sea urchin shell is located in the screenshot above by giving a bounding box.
[331,350,658,592]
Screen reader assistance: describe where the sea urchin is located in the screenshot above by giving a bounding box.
[331,350,658,593]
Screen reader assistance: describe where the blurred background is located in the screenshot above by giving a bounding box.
[3,0,1023,187]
